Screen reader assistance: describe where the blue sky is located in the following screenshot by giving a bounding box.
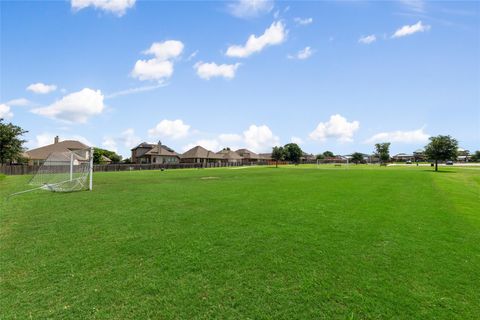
[1,0,479,157]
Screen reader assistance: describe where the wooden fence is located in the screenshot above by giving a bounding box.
[0,161,277,175]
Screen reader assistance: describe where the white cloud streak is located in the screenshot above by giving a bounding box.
[294,17,313,26]
[228,0,274,19]
[226,21,286,58]
[358,34,376,44]
[71,0,136,16]
[392,21,431,38]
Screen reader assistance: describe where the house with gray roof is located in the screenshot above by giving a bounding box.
[131,141,179,164]
[180,146,223,164]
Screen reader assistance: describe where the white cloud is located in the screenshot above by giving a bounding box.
[0,104,13,119]
[71,0,136,16]
[364,128,430,144]
[31,88,104,123]
[219,133,243,143]
[120,128,141,149]
[392,21,431,38]
[131,59,173,82]
[226,21,286,58]
[399,0,425,13]
[132,40,184,82]
[105,83,167,99]
[33,133,92,148]
[187,50,199,61]
[26,83,57,94]
[294,17,313,26]
[148,119,190,139]
[183,139,220,152]
[288,46,313,60]
[6,98,31,106]
[228,0,274,18]
[358,34,376,44]
[194,62,241,80]
[309,114,360,143]
[143,40,184,61]
[291,136,303,144]
[243,124,280,152]
[102,137,118,153]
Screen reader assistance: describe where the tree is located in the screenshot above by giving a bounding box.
[374,142,391,165]
[323,151,334,158]
[351,152,364,164]
[271,146,284,168]
[283,143,303,164]
[470,150,480,162]
[93,147,122,164]
[0,119,28,164]
[316,154,325,160]
[424,135,458,171]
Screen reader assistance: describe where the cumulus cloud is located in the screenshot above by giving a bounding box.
[243,124,280,152]
[392,21,430,38]
[6,98,31,106]
[294,17,313,26]
[0,104,13,119]
[358,34,376,44]
[226,21,286,58]
[219,133,243,143]
[148,119,190,139]
[26,83,57,94]
[194,62,241,80]
[132,40,183,82]
[288,46,313,60]
[228,0,274,18]
[33,133,92,148]
[364,128,430,144]
[102,137,118,153]
[71,0,136,16]
[100,128,141,156]
[291,136,303,144]
[309,114,360,143]
[31,88,104,123]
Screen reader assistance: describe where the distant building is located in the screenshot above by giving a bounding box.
[25,136,90,165]
[236,149,261,163]
[217,149,243,163]
[180,146,223,164]
[131,141,179,164]
[392,153,414,162]
[457,148,470,162]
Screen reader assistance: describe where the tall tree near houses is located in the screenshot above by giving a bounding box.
[0,118,28,164]
[351,152,364,164]
[283,143,303,164]
[271,146,284,168]
[374,142,391,165]
[424,135,458,171]
[323,151,334,158]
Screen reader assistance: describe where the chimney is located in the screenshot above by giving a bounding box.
[54,136,59,144]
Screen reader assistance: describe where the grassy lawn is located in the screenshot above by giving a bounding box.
[1,166,479,319]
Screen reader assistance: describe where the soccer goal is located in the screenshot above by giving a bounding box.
[10,148,93,196]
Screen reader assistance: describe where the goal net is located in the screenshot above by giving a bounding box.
[28,148,93,193]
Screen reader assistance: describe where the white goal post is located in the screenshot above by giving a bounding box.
[10,147,94,197]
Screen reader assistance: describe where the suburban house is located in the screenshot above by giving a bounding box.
[301,152,316,162]
[413,149,425,161]
[236,149,260,163]
[25,136,90,165]
[180,146,223,164]
[392,153,414,162]
[259,153,273,161]
[457,148,470,162]
[131,142,179,164]
[217,149,243,163]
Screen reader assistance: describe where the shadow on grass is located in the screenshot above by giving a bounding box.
[421,169,456,174]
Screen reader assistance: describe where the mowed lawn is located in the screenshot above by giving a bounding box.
[1,166,479,319]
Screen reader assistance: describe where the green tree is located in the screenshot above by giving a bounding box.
[93,148,122,164]
[323,151,334,158]
[316,154,325,160]
[0,119,28,164]
[470,150,480,162]
[351,152,364,164]
[424,135,458,171]
[283,143,303,164]
[374,142,391,164]
[271,146,284,168]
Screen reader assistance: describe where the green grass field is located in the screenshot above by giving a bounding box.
[1,166,479,319]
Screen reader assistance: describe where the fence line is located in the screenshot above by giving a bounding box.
[0,161,290,175]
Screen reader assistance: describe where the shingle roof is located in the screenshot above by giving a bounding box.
[145,145,179,157]
[26,140,90,160]
[181,146,223,159]
[235,148,260,159]
[217,150,243,160]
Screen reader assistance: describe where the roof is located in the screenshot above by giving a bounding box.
[258,153,273,160]
[217,150,243,160]
[26,140,90,160]
[100,155,112,162]
[145,145,179,157]
[132,142,156,150]
[236,148,260,159]
[181,146,223,159]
